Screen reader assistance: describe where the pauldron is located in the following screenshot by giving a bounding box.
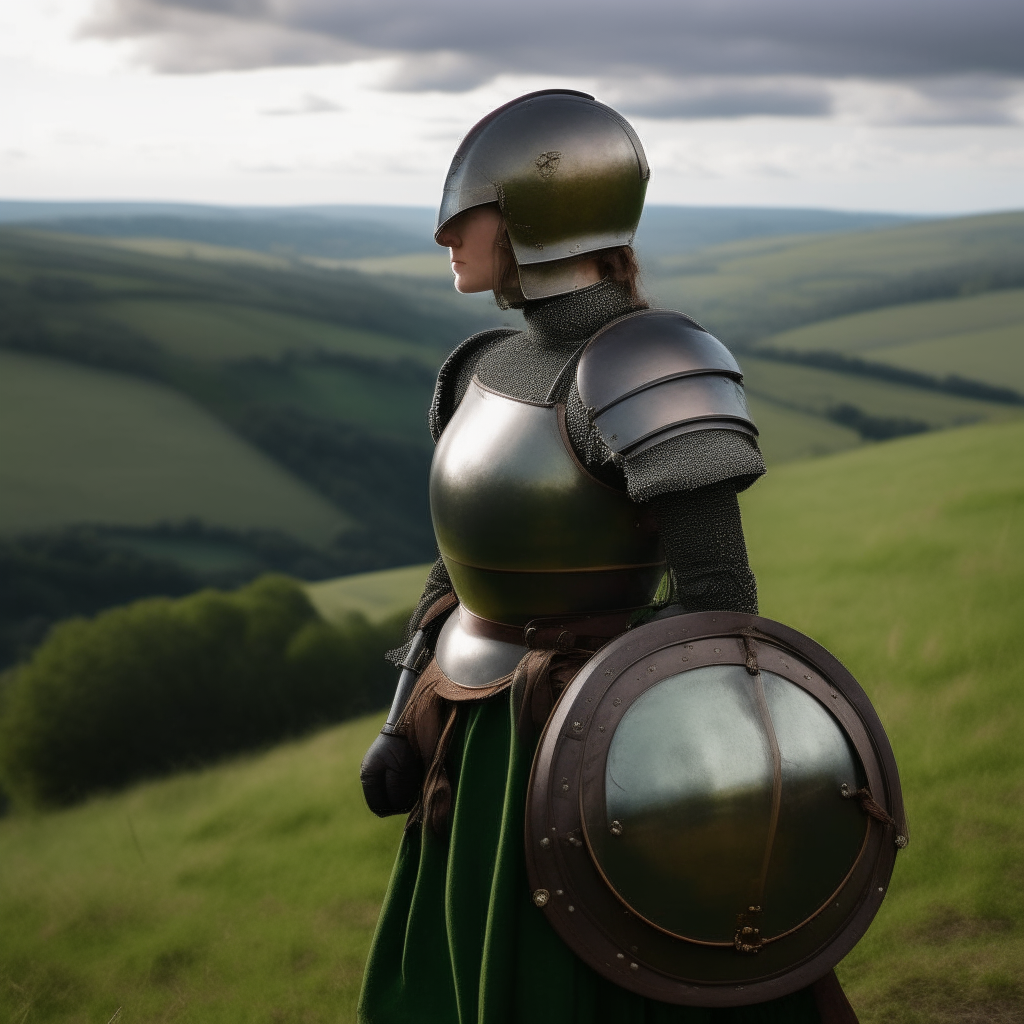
[576,310,757,457]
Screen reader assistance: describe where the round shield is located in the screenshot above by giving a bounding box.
[525,611,907,1007]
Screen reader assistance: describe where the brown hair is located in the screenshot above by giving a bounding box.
[492,218,646,310]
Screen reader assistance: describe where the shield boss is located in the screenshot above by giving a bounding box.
[525,612,907,1007]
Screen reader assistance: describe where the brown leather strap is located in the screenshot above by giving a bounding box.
[419,591,459,630]
[459,606,631,652]
[400,646,591,834]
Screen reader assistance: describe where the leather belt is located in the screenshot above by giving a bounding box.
[458,606,633,653]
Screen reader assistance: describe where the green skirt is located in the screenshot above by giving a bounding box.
[358,691,822,1024]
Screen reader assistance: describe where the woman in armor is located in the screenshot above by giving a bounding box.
[358,90,846,1023]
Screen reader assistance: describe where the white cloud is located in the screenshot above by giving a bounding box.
[0,3,1022,214]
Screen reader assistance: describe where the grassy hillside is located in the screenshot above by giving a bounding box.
[305,563,430,626]
[0,228,464,568]
[648,211,1024,344]
[0,716,400,1024]
[756,289,1024,394]
[0,350,347,543]
[1,419,1021,1023]
[745,395,863,463]
[3,212,1022,581]
[742,355,1020,428]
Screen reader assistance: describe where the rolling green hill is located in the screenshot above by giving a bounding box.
[647,211,1024,345]
[0,350,347,542]
[304,563,430,626]
[1,418,1021,1023]
[742,354,1019,436]
[756,289,1024,394]
[0,228,472,570]
[3,212,1022,593]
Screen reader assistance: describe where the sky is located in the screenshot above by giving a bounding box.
[2,0,1024,214]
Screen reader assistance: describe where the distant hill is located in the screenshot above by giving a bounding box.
[1,418,1020,1023]
[0,227,484,611]
[755,289,1024,394]
[2,208,1022,667]
[0,200,916,263]
[647,210,1024,344]
[0,350,347,542]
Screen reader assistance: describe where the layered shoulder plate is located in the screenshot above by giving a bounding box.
[576,310,757,456]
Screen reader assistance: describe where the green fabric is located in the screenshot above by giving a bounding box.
[358,693,822,1024]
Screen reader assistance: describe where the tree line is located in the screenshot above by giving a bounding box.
[0,575,407,809]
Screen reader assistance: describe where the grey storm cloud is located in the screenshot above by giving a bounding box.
[84,0,1024,121]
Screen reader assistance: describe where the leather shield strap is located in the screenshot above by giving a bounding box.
[459,606,632,653]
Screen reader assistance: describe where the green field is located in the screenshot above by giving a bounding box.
[93,299,434,367]
[305,563,430,625]
[745,395,863,463]
[4,213,1024,581]
[647,211,1024,343]
[756,289,1024,393]
[2,418,1021,1023]
[0,350,348,543]
[741,355,1020,429]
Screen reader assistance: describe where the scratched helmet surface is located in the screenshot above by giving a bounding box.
[525,611,907,1007]
[435,90,648,298]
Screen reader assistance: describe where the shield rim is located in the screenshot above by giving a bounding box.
[524,611,907,1007]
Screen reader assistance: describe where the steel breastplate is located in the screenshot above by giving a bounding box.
[430,377,665,628]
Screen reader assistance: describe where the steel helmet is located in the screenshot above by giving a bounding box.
[436,90,649,300]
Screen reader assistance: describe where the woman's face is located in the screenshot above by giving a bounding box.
[438,205,503,294]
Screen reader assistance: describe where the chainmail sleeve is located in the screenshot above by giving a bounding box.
[648,482,759,615]
[624,430,765,502]
[622,431,763,616]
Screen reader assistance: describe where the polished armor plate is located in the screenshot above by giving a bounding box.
[525,611,907,1007]
[592,665,866,943]
[430,378,665,625]
[434,607,527,688]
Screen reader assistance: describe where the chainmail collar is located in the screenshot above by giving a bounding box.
[522,280,638,350]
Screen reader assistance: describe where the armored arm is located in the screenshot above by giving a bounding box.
[649,483,758,615]
[576,309,758,459]
[360,630,430,817]
[576,309,763,617]
[361,561,459,817]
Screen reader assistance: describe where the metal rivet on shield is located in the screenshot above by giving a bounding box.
[610,820,624,836]
[568,905,575,912]
[540,837,551,849]
[532,889,550,907]
[629,962,638,971]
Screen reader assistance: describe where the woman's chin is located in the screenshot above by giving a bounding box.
[454,277,489,295]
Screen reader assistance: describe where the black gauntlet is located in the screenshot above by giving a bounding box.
[360,631,429,817]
